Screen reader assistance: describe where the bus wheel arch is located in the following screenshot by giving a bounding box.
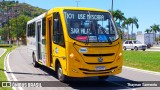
[55,59,60,72]
[55,59,67,82]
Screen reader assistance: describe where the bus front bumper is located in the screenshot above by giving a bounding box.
[68,65,122,78]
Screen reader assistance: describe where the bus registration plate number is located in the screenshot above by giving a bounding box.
[95,66,106,70]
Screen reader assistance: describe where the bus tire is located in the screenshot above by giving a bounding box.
[32,54,39,67]
[98,76,109,80]
[57,63,67,82]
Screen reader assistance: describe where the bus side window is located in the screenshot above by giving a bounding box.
[53,12,65,47]
[42,18,46,36]
[27,24,30,37]
[33,22,35,37]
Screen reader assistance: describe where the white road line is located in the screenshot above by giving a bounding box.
[0,48,6,57]
[123,66,160,76]
[4,52,17,90]
[4,49,24,90]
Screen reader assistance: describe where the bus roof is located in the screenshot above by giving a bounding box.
[47,7,109,15]
[27,12,46,24]
[27,7,110,24]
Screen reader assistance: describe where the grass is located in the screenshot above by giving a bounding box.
[0,44,12,47]
[0,46,16,90]
[123,51,160,72]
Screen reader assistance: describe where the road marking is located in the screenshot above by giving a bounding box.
[4,49,24,90]
[123,66,160,76]
[0,48,6,57]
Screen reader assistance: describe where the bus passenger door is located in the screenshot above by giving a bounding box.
[52,12,67,74]
[36,21,42,61]
[46,17,53,67]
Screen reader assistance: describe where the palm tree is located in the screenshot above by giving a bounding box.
[150,24,160,42]
[145,28,151,33]
[122,17,139,40]
[111,10,126,24]
[129,17,139,39]
[111,10,126,39]
[122,18,131,39]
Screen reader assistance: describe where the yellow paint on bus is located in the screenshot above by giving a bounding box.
[27,7,123,82]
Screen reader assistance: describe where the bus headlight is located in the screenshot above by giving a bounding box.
[70,53,74,58]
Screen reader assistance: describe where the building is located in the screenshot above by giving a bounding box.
[0,0,18,28]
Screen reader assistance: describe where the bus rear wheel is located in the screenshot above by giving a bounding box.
[57,63,67,82]
[98,76,109,80]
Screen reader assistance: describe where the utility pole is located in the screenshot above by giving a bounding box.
[15,0,18,46]
[75,0,80,7]
[111,0,114,12]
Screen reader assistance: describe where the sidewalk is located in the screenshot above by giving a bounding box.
[146,44,160,51]
[151,47,160,49]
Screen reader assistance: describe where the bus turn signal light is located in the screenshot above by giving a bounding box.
[117,53,122,61]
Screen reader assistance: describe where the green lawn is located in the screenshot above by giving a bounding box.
[0,46,15,90]
[123,51,160,72]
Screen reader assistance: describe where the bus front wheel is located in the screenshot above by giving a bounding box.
[57,63,67,82]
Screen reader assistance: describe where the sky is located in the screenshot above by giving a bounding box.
[17,0,160,34]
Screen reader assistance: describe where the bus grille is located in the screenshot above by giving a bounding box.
[83,53,115,57]
[79,66,118,74]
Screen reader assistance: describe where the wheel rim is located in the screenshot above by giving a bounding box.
[58,67,62,80]
[135,47,138,50]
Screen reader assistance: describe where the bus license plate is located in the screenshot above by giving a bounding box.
[95,66,106,70]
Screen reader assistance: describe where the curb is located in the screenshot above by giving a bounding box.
[123,66,160,76]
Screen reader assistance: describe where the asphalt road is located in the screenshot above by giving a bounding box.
[4,46,160,90]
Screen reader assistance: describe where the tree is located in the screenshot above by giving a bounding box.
[111,10,126,23]
[122,17,139,39]
[0,24,9,41]
[129,17,139,39]
[111,10,126,39]
[122,18,131,39]
[145,28,151,33]
[150,24,160,42]
[10,15,31,44]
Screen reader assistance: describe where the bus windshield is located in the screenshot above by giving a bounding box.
[64,10,119,43]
